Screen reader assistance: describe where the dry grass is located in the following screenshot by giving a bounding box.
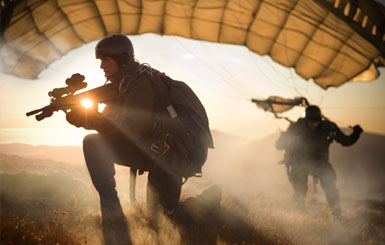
[1,190,385,245]
[1,211,79,244]
[0,194,101,245]
[1,154,384,244]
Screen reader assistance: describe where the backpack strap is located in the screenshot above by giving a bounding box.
[152,71,180,120]
[150,71,170,111]
[155,71,164,86]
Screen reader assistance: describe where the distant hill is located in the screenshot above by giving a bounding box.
[1,131,384,200]
[0,153,98,217]
[0,130,247,165]
[330,133,385,198]
[210,129,249,149]
[233,132,385,199]
[0,143,84,165]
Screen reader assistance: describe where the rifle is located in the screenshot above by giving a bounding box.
[26,73,116,121]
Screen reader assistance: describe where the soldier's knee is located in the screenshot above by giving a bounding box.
[147,169,182,212]
[320,168,337,184]
[83,134,101,150]
[320,177,338,195]
[322,164,336,176]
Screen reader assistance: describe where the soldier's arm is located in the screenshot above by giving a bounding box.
[275,123,296,150]
[94,78,156,139]
[66,104,104,130]
[87,105,117,132]
[332,122,362,146]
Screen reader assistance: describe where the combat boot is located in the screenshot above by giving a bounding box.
[331,205,342,220]
[293,193,306,211]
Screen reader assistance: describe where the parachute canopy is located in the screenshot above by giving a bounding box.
[1,0,384,89]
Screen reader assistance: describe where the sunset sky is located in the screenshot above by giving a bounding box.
[0,34,384,145]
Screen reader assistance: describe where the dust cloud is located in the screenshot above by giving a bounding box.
[179,130,385,244]
[1,130,385,244]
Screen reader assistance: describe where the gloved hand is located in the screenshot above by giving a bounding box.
[66,105,98,129]
[353,125,363,134]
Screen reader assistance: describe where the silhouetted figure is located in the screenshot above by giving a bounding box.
[66,34,184,244]
[276,105,363,218]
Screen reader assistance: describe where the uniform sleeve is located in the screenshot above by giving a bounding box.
[92,78,157,140]
[84,105,116,133]
[275,123,297,150]
[333,122,361,146]
[120,80,157,136]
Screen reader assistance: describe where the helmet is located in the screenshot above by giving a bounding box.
[305,105,322,121]
[95,34,134,68]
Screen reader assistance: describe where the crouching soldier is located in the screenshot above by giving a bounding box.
[66,34,186,244]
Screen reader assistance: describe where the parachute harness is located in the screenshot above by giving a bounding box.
[119,75,131,93]
[118,62,153,94]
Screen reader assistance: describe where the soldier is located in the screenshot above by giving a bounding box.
[66,34,183,244]
[275,105,363,218]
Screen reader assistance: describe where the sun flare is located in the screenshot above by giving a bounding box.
[81,98,93,109]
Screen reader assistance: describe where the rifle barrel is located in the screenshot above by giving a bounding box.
[26,107,47,117]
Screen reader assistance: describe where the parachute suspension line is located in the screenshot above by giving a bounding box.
[176,39,245,99]
[280,0,302,98]
[193,38,259,99]
[173,37,254,100]
[317,84,328,106]
[197,41,259,99]
[247,51,294,93]
[267,56,296,93]
[288,67,307,99]
[319,104,355,131]
[322,106,385,110]
[322,105,380,133]
[200,77,250,100]
[309,12,331,106]
[265,57,300,97]
[247,47,304,100]
[163,39,242,99]
[173,38,234,94]
[279,4,312,102]
[170,38,249,100]
[171,6,247,97]
[321,113,351,130]
[273,116,285,134]
[175,5,260,100]
[302,77,312,103]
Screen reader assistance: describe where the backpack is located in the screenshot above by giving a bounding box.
[149,71,214,178]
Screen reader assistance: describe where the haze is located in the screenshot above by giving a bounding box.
[0,34,384,145]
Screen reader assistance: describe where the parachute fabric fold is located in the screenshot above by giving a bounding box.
[1,0,384,88]
[252,96,308,115]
